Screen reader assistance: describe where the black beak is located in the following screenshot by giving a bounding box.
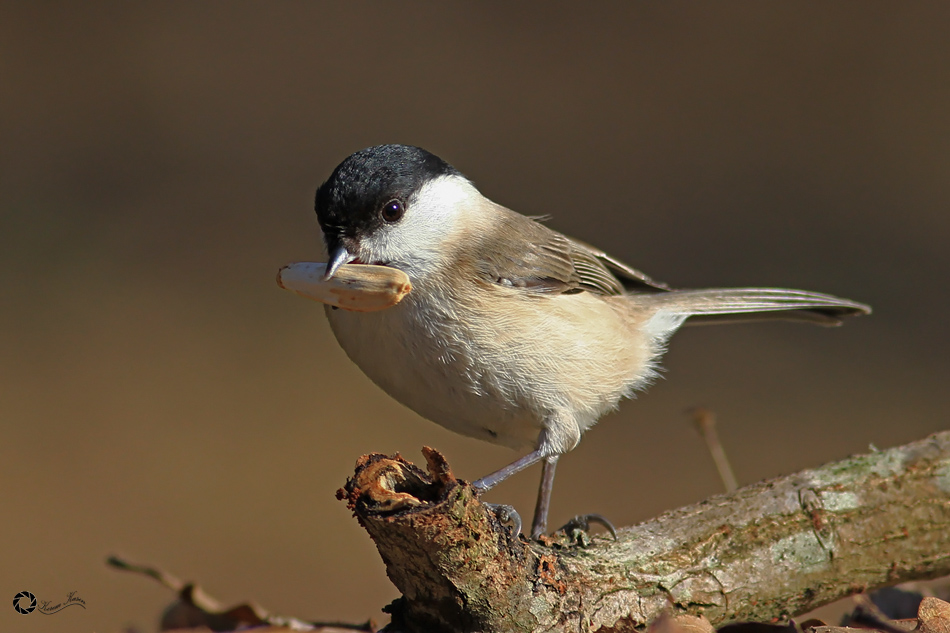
[325,242,357,280]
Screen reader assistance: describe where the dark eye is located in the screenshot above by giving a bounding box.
[381,199,405,223]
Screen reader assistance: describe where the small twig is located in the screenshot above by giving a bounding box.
[107,555,184,592]
[107,555,376,632]
[689,407,739,492]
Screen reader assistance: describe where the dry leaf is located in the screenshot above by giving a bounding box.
[919,597,950,633]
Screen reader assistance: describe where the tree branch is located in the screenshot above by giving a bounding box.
[337,432,950,633]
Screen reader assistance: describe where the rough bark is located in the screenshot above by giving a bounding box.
[336,432,950,633]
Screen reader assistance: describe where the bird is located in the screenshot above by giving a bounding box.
[313,143,870,539]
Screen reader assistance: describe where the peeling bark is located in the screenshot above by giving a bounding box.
[337,433,950,633]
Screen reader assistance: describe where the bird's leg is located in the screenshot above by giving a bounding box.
[472,449,545,491]
[472,450,547,537]
[530,456,559,538]
[472,450,563,538]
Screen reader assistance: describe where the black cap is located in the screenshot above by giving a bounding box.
[315,145,461,241]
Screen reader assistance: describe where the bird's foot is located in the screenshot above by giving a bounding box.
[555,513,618,546]
[484,502,523,537]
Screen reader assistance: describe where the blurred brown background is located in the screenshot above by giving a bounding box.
[1,3,948,632]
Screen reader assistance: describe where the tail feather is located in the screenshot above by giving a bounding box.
[642,288,871,327]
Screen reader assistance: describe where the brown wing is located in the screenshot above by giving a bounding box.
[568,238,670,293]
[469,206,669,296]
[465,207,870,329]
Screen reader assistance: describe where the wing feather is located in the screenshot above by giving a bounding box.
[470,205,668,296]
[465,208,869,329]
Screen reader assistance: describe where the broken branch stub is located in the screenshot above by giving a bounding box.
[339,433,950,633]
[337,448,539,632]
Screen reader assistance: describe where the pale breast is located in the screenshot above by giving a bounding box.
[326,276,660,451]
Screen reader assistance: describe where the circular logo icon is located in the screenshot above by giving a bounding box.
[13,591,36,615]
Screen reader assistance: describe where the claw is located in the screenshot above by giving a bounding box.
[484,502,522,537]
[558,513,618,540]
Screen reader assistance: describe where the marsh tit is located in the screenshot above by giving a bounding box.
[314,144,870,538]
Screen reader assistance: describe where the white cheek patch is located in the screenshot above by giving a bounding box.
[363,175,480,277]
